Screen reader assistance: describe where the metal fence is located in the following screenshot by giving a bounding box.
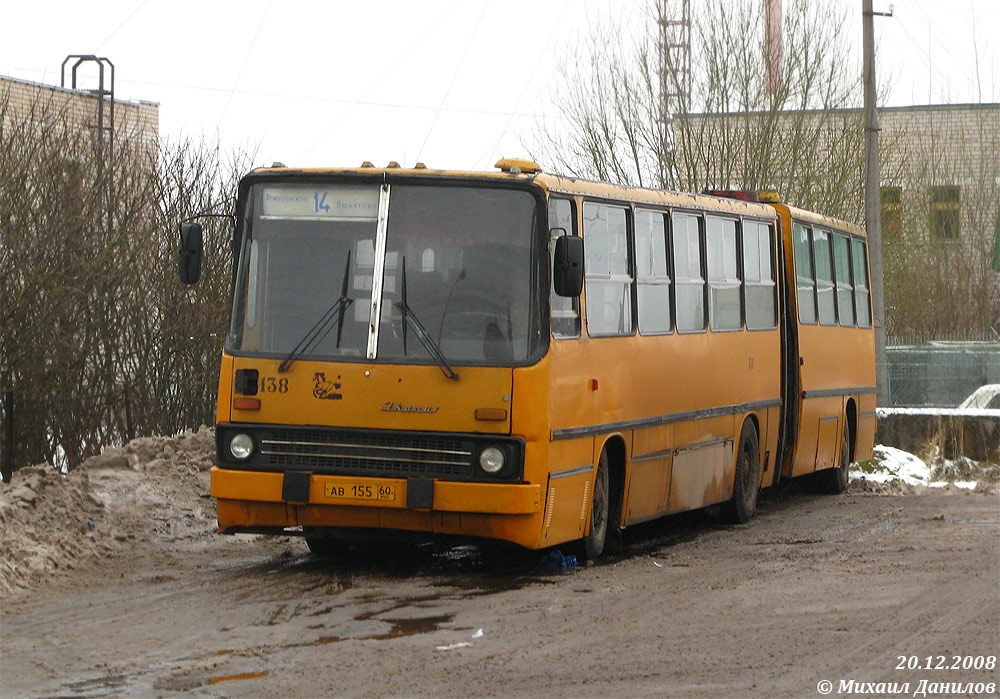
[886,336,1000,407]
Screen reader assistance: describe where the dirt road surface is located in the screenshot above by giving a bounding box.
[2,486,997,698]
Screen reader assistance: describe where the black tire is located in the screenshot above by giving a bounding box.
[726,422,761,524]
[305,535,342,557]
[815,424,851,494]
[583,451,610,559]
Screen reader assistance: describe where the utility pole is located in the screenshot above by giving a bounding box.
[863,0,891,406]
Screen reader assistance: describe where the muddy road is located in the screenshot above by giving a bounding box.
[2,488,998,698]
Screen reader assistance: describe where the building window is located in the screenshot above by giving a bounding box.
[881,186,902,239]
[930,185,960,239]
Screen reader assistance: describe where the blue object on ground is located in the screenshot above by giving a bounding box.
[542,549,577,572]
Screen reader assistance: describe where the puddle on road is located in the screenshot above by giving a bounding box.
[153,670,270,692]
[62,673,129,697]
[209,671,269,685]
[291,612,456,647]
[231,537,561,602]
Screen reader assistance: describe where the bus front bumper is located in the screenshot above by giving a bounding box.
[210,467,543,547]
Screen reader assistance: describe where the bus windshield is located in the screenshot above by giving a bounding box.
[227,182,544,366]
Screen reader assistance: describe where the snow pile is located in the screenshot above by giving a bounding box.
[0,466,107,597]
[0,427,217,597]
[850,444,999,494]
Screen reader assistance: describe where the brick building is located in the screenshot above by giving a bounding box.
[675,102,1000,338]
[1,74,159,158]
[877,104,998,247]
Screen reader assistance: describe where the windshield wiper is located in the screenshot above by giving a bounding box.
[396,256,459,380]
[277,252,353,373]
[395,300,459,380]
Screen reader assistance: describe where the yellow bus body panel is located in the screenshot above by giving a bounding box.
[213,469,543,548]
[226,355,513,435]
[773,204,877,476]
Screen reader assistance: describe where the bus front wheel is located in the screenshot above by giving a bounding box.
[584,451,610,559]
[305,535,344,557]
[727,422,761,524]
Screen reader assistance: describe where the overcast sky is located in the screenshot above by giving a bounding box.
[3,0,997,171]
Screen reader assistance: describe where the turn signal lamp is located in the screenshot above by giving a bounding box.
[475,408,507,421]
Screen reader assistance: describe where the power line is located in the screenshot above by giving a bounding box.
[473,0,572,169]
[415,1,490,164]
[908,2,972,75]
[892,15,959,102]
[5,65,574,122]
[94,0,151,52]
[219,0,272,126]
[296,0,464,163]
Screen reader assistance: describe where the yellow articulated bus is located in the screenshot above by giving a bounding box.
[178,158,875,557]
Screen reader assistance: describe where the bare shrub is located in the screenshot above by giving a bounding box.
[0,85,251,472]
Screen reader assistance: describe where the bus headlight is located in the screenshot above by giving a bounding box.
[229,433,254,460]
[479,446,505,473]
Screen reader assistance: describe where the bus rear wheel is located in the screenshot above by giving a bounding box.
[583,451,610,559]
[726,422,761,524]
[815,425,851,494]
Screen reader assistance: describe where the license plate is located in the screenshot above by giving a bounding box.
[323,482,396,503]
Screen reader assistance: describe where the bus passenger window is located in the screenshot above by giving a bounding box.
[672,212,706,332]
[851,238,872,328]
[706,216,740,331]
[832,233,855,326]
[744,222,777,330]
[548,198,580,338]
[635,209,671,334]
[813,229,836,325]
[584,203,633,337]
[793,223,816,324]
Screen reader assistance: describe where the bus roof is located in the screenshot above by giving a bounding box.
[535,173,776,219]
[780,203,867,238]
[247,163,536,183]
[246,162,778,221]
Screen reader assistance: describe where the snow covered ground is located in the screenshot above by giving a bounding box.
[851,444,987,489]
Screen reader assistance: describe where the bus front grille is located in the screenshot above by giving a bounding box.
[259,428,474,479]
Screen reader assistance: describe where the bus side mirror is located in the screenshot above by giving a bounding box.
[553,234,584,297]
[178,222,203,285]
